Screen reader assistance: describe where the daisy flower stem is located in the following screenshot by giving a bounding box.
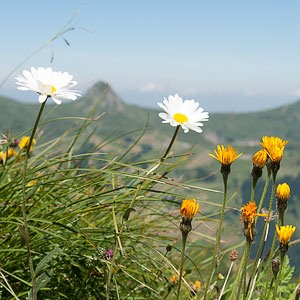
[176,231,188,300]
[21,99,47,299]
[146,125,180,175]
[26,100,47,157]
[161,125,180,161]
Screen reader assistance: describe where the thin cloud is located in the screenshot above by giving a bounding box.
[181,87,202,95]
[293,89,300,97]
[244,90,256,97]
[138,82,166,93]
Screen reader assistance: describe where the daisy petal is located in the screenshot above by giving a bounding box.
[157,94,209,133]
[15,67,81,105]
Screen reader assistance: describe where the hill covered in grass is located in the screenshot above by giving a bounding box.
[2,81,300,185]
[1,82,300,280]
[4,81,300,145]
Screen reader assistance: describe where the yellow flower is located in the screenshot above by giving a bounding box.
[276,224,296,245]
[260,136,288,163]
[193,280,201,289]
[180,199,199,233]
[180,199,199,220]
[218,273,224,280]
[276,183,290,202]
[0,148,17,162]
[27,180,38,187]
[252,149,268,168]
[192,280,201,294]
[169,275,178,285]
[240,201,267,241]
[27,180,41,193]
[18,136,36,151]
[209,145,242,166]
[209,145,242,176]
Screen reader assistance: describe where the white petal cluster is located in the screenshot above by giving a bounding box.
[158,94,209,133]
[15,67,81,104]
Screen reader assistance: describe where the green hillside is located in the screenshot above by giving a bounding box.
[0,82,300,290]
[2,81,300,189]
[1,82,299,274]
[2,81,299,188]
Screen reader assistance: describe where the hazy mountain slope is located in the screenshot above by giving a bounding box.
[1,82,299,272]
[2,81,299,146]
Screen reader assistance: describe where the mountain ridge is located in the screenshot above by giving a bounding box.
[1,80,300,145]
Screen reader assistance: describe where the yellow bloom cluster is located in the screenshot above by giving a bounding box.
[209,145,242,166]
[0,136,37,164]
[276,183,290,202]
[260,136,288,163]
[275,225,296,245]
[252,149,268,168]
[179,198,199,233]
[180,199,199,220]
[0,148,17,162]
[18,136,36,151]
[240,201,267,241]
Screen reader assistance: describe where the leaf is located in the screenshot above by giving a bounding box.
[35,247,62,276]
[123,208,136,222]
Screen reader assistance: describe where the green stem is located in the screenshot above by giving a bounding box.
[246,173,271,295]
[106,238,119,300]
[176,231,188,300]
[146,125,180,175]
[237,240,251,300]
[219,261,234,299]
[272,253,284,300]
[262,179,278,300]
[229,244,247,300]
[278,212,284,227]
[203,173,228,299]
[256,171,271,215]
[21,99,47,300]
[250,183,256,202]
[129,125,180,212]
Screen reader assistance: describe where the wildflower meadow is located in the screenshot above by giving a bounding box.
[0,66,299,300]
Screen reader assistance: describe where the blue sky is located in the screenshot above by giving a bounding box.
[2,0,300,112]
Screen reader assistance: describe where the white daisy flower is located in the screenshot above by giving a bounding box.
[15,67,81,104]
[158,94,209,133]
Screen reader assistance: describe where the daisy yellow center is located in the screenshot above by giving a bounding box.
[174,113,188,124]
[43,84,57,93]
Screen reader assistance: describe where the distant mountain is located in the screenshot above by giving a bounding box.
[209,100,300,143]
[2,80,300,145]
[74,81,125,113]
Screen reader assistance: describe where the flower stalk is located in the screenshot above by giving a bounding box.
[176,198,199,299]
[204,172,228,299]
[204,144,242,299]
[21,99,47,300]
[176,231,188,300]
[15,67,80,300]
[146,125,180,175]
